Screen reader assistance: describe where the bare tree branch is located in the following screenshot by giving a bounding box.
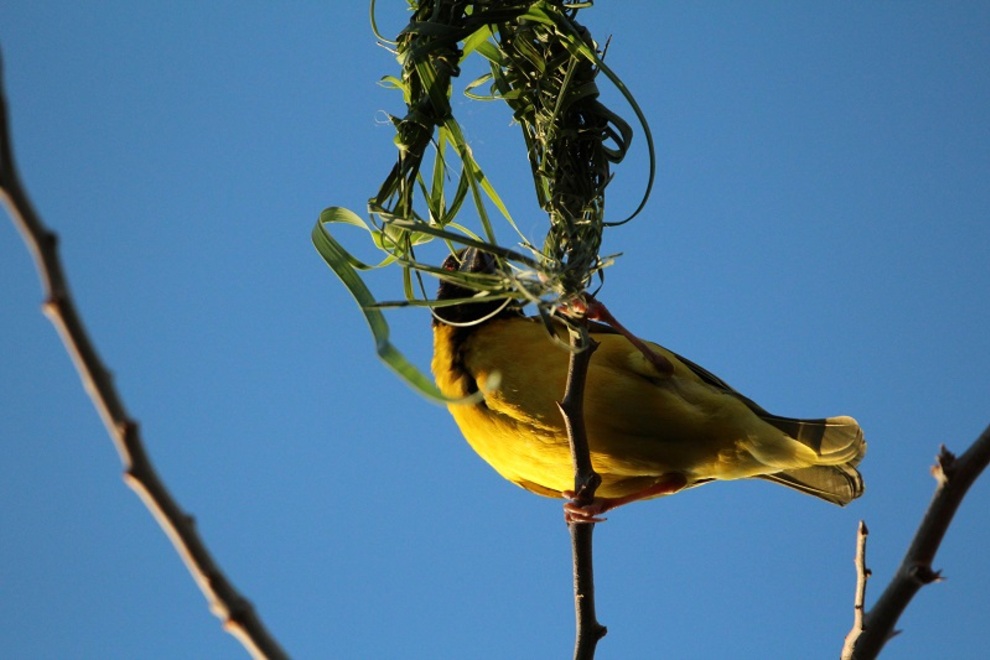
[841,521,872,658]
[0,50,287,660]
[557,323,607,659]
[842,424,990,659]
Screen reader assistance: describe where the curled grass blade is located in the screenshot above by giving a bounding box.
[312,207,487,404]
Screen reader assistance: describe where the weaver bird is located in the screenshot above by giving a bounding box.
[431,249,865,521]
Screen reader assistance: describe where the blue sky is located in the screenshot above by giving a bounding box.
[2,3,989,658]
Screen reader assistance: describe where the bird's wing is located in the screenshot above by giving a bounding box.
[668,345,867,504]
[587,319,866,465]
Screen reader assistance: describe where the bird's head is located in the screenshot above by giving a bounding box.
[433,248,518,326]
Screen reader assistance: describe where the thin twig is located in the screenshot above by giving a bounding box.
[840,521,871,659]
[557,322,606,660]
[0,50,287,659]
[842,424,990,659]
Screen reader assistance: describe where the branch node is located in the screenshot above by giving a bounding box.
[224,596,254,628]
[575,470,602,501]
[117,419,138,440]
[41,296,60,317]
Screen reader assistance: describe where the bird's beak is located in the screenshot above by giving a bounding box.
[458,247,497,275]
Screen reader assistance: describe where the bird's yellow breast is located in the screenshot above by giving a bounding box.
[432,316,788,499]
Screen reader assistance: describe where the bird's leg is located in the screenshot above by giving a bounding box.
[563,473,688,523]
[573,296,674,376]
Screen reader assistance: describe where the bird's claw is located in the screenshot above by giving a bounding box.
[562,474,689,523]
[563,490,609,524]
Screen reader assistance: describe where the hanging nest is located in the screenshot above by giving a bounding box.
[313,0,654,398]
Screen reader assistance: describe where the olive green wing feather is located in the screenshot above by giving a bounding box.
[588,321,867,504]
[669,346,866,504]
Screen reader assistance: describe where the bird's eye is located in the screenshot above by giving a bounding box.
[441,253,463,272]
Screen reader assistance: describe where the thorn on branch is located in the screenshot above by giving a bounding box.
[931,445,956,485]
[911,565,943,585]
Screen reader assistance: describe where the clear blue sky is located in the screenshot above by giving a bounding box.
[2,3,989,658]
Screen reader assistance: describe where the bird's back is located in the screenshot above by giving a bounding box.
[433,313,866,505]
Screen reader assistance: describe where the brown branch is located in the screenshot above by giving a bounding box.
[841,424,990,659]
[840,521,871,659]
[557,322,607,660]
[0,51,287,660]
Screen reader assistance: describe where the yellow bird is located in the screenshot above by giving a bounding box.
[431,249,865,520]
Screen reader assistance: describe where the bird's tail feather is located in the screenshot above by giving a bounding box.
[759,414,866,505]
[758,464,864,505]
[762,414,865,464]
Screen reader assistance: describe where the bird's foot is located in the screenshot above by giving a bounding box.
[562,474,689,524]
[567,296,674,376]
[563,494,611,524]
